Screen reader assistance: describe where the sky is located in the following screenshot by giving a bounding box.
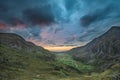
[0,0,120,51]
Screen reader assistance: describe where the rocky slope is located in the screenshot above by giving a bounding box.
[68,26,120,71]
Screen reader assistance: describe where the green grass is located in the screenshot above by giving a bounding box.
[0,44,120,80]
[0,44,57,80]
[55,53,94,74]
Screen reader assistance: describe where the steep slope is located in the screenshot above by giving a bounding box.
[0,33,57,80]
[0,33,85,80]
[0,33,55,60]
[0,33,43,52]
[68,26,120,70]
[0,44,57,80]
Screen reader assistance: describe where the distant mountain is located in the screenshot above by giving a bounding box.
[68,26,120,71]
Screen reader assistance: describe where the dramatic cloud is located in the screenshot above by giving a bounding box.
[23,7,55,26]
[80,5,112,26]
[0,21,7,30]
[80,3,120,27]
[0,0,120,49]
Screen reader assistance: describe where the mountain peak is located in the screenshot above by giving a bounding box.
[108,26,120,32]
[104,26,120,36]
[110,26,120,29]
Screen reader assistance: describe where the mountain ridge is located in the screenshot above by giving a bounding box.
[68,26,120,71]
[0,33,47,52]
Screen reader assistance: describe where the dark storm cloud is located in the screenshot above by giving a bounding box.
[0,0,54,26]
[0,3,8,13]
[0,0,24,26]
[0,0,120,47]
[64,0,78,10]
[80,5,114,27]
[23,6,55,26]
[7,17,25,26]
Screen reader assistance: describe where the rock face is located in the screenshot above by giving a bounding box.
[68,26,120,70]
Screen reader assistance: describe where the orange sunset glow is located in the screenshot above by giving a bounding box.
[26,38,81,52]
[44,46,77,52]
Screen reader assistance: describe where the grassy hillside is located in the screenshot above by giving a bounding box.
[55,53,94,74]
[0,44,62,80]
[0,44,84,80]
[55,53,120,80]
[0,44,120,80]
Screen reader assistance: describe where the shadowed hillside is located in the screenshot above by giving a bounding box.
[68,26,120,79]
[68,26,120,66]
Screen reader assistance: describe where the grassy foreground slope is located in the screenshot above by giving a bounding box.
[0,44,56,80]
[0,44,120,80]
[0,44,92,80]
[55,53,120,80]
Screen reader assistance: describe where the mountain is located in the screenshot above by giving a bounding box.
[68,26,120,71]
[0,33,57,80]
[0,33,42,52]
[0,33,55,59]
[0,33,84,80]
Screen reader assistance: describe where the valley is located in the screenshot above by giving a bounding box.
[0,26,120,80]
